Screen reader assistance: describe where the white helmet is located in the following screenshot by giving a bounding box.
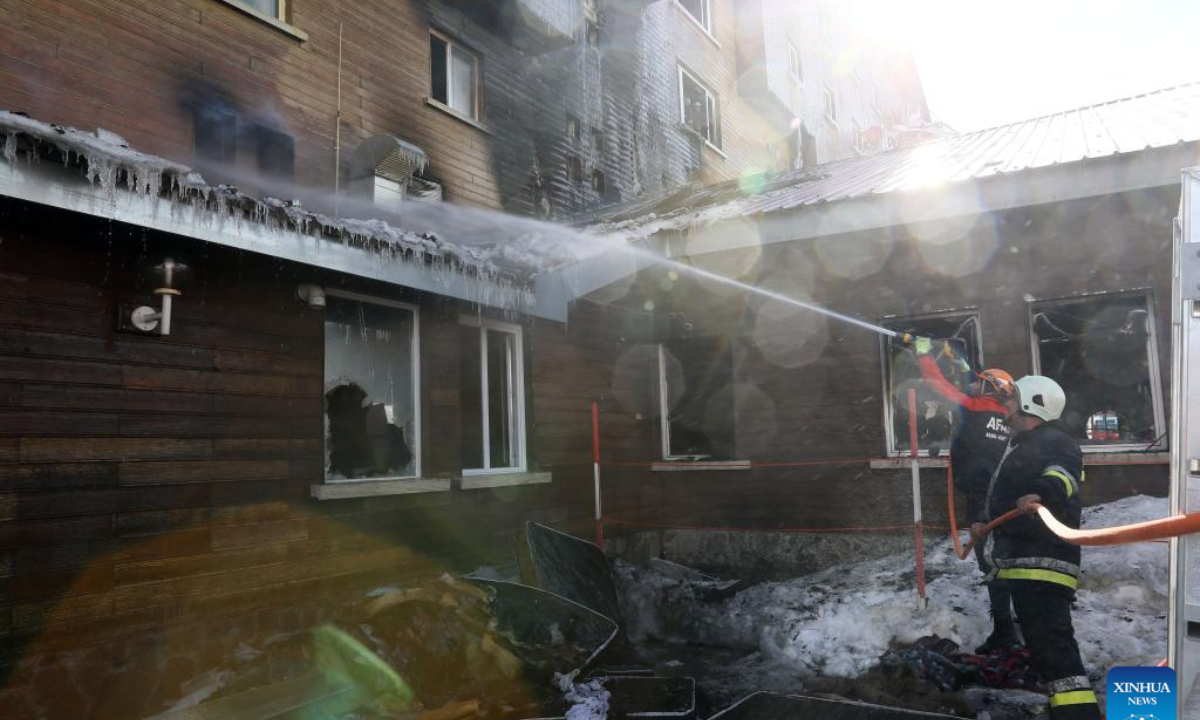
[1013,375,1066,422]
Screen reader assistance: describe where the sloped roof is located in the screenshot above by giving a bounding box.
[586,82,1200,237]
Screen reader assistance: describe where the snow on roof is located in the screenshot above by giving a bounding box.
[0,110,553,282]
[584,82,1200,240]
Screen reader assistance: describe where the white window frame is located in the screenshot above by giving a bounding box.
[1027,290,1167,453]
[460,316,528,475]
[880,310,984,458]
[788,42,802,80]
[656,341,736,461]
[429,29,481,121]
[323,289,422,483]
[678,65,721,150]
[823,84,837,124]
[673,0,713,35]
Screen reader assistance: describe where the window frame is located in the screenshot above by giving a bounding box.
[322,289,422,483]
[213,0,306,41]
[1026,289,1167,453]
[678,65,722,150]
[460,316,528,476]
[788,41,802,81]
[429,29,482,122]
[656,340,735,461]
[823,84,838,125]
[674,0,713,35]
[880,310,984,458]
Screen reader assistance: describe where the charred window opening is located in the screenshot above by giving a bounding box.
[566,155,582,185]
[884,313,982,456]
[324,295,418,481]
[253,125,294,181]
[1031,293,1164,448]
[430,31,479,120]
[460,319,525,473]
[677,0,712,32]
[658,337,735,460]
[591,169,606,195]
[824,84,837,123]
[194,110,237,165]
[788,42,802,80]
[679,67,720,148]
[592,130,605,156]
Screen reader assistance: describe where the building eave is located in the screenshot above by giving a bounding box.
[0,157,554,319]
[534,142,1200,319]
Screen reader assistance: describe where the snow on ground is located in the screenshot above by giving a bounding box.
[617,495,1169,713]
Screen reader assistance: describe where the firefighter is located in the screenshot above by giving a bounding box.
[976,375,1100,720]
[912,337,1016,653]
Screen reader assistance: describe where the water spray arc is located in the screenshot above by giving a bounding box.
[614,242,901,339]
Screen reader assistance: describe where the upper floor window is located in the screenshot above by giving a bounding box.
[430,31,480,120]
[658,338,734,459]
[883,312,982,456]
[231,0,284,20]
[788,42,802,80]
[460,318,527,473]
[676,0,712,33]
[679,66,721,149]
[192,109,294,183]
[566,114,581,145]
[1030,292,1165,451]
[324,292,420,482]
[824,84,837,124]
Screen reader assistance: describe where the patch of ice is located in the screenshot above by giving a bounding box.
[619,495,1169,684]
[561,678,611,720]
[366,586,402,598]
[169,669,235,711]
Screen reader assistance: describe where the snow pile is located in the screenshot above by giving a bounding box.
[559,678,611,720]
[618,495,1168,684]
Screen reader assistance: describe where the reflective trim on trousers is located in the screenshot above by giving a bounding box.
[996,568,1079,590]
[1049,690,1098,708]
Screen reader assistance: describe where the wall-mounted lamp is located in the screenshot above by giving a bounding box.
[297,284,326,310]
[122,258,190,336]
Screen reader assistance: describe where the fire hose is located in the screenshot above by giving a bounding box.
[945,463,1197,560]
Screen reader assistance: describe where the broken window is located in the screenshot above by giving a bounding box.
[461,318,526,473]
[591,169,606,195]
[193,109,237,166]
[566,155,582,185]
[324,294,419,481]
[677,0,712,32]
[824,84,837,123]
[430,32,479,120]
[788,42,802,80]
[658,337,735,460]
[252,125,294,181]
[883,313,982,456]
[679,67,721,148]
[592,130,605,156]
[1030,292,1164,449]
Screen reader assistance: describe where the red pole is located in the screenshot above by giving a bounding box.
[592,401,604,550]
[908,388,928,608]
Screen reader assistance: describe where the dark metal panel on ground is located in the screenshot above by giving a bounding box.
[518,521,624,625]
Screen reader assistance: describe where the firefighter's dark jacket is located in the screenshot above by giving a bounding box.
[917,356,1010,507]
[985,422,1084,590]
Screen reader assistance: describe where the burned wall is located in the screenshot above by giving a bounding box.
[0,199,644,719]
[580,185,1177,536]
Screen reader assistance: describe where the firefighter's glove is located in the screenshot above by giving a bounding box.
[969,522,987,542]
[913,336,933,355]
[1016,494,1043,516]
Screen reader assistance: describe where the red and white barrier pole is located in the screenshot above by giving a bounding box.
[592,401,605,551]
[908,388,928,610]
